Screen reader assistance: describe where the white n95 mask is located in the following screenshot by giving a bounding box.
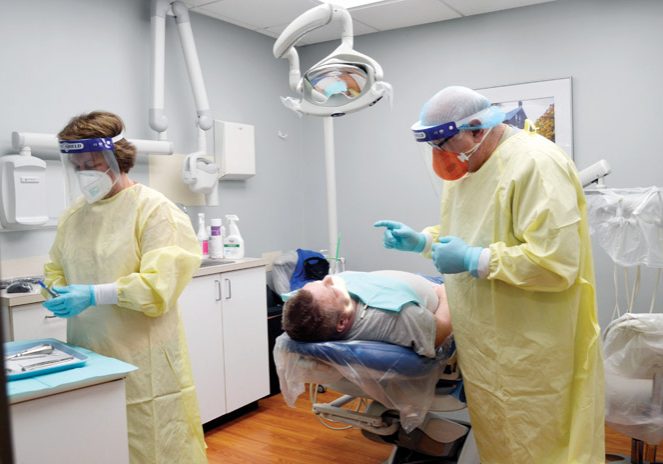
[76,169,115,203]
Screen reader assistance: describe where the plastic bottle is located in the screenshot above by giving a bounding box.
[224,214,245,259]
[196,213,209,258]
[209,218,224,259]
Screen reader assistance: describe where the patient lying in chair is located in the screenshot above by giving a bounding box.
[282,270,452,358]
[275,271,466,441]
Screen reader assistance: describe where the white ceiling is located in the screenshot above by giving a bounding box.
[182,0,558,45]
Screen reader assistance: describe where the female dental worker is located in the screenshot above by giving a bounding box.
[42,111,207,463]
[375,86,605,463]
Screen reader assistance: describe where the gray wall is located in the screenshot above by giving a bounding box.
[0,0,304,263]
[298,0,663,328]
[1,0,661,329]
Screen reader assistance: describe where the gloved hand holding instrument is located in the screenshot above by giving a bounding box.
[42,284,96,318]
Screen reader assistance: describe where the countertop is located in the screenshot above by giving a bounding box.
[6,338,137,404]
[1,257,267,308]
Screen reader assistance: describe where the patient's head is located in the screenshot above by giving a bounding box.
[282,275,355,342]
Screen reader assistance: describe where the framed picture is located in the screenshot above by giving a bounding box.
[476,78,573,158]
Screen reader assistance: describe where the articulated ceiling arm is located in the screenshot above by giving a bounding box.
[171,1,213,132]
[150,0,213,140]
[150,0,170,138]
[273,4,353,59]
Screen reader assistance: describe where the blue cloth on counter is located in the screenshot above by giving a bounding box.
[5,338,137,401]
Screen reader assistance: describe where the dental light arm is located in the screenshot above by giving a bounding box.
[579,159,611,188]
[273,4,353,60]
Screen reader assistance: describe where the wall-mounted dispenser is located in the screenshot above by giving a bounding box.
[0,153,48,229]
[214,120,255,180]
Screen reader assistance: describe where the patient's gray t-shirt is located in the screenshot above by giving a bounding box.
[343,270,439,358]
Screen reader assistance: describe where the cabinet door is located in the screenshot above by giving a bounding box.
[11,302,67,342]
[221,267,270,413]
[179,273,226,423]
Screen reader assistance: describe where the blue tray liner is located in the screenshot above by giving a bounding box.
[5,338,137,400]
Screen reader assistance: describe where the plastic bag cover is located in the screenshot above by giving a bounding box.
[586,187,663,268]
[603,313,663,443]
[274,333,451,432]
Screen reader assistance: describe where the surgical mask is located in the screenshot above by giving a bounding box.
[76,169,115,203]
[431,128,492,181]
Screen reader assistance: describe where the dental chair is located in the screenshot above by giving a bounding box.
[274,334,480,463]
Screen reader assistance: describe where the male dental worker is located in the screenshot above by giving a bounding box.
[42,111,207,463]
[375,86,605,463]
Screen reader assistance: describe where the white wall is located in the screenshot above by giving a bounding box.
[0,0,305,273]
[298,0,663,328]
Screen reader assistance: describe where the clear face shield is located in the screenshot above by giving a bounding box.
[59,134,123,204]
[303,63,370,107]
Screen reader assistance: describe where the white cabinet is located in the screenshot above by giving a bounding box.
[2,300,67,342]
[11,379,129,464]
[180,265,270,424]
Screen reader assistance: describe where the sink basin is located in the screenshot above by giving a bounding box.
[201,258,235,267]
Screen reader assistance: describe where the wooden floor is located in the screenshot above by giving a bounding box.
[204,388,645,463]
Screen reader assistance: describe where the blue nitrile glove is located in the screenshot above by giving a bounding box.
[42,285,96,318]
[431,236,483,277]
[373,220,426,253]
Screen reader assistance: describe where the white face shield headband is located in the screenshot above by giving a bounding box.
[59,132,124,204]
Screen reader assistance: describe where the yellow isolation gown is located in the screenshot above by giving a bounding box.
[424,130,605,463]
[44,183,207,464]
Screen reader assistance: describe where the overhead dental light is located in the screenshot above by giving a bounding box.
[274,4,392,257]
[150,0,220,206]
[273,3,392,118]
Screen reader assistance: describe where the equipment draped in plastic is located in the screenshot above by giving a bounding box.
[587,186,663,446]
[586,187,663,268]
[274,333,452,432]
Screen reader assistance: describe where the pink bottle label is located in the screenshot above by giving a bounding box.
[201,240,208,255]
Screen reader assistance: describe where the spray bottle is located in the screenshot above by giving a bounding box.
[196,212,209,258]
[224,214,244,259]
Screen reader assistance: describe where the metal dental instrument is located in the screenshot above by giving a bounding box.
[19,356,75,372]
[5,343,55,360]
[38,280,59,298]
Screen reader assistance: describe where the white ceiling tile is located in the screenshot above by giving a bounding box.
[351,0,460,31]
[179,0,219,7]
[442,0,557,17]
[192,0,322,30]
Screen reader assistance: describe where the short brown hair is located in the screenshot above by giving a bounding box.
[58,111,136,173]
[282,289,342,342]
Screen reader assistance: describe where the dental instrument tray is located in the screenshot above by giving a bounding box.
[4,339,87,381]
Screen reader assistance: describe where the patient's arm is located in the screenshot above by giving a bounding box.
[433,284,452,348]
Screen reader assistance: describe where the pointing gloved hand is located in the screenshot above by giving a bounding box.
[42,284,96,318]
[432,236,483,277]
[373,220,426,253]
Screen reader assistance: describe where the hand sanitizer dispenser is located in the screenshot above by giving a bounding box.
[0,153,49,229]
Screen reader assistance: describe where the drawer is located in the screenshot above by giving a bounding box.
[10,302,67,342]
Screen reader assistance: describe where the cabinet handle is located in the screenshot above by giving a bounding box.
[225,278,232,300]
[215,279,221,301]
[44,315,57,319]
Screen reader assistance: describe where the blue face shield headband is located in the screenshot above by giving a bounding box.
[410,105,505,144]
[59,132,124,154]
[59,132,124,204]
